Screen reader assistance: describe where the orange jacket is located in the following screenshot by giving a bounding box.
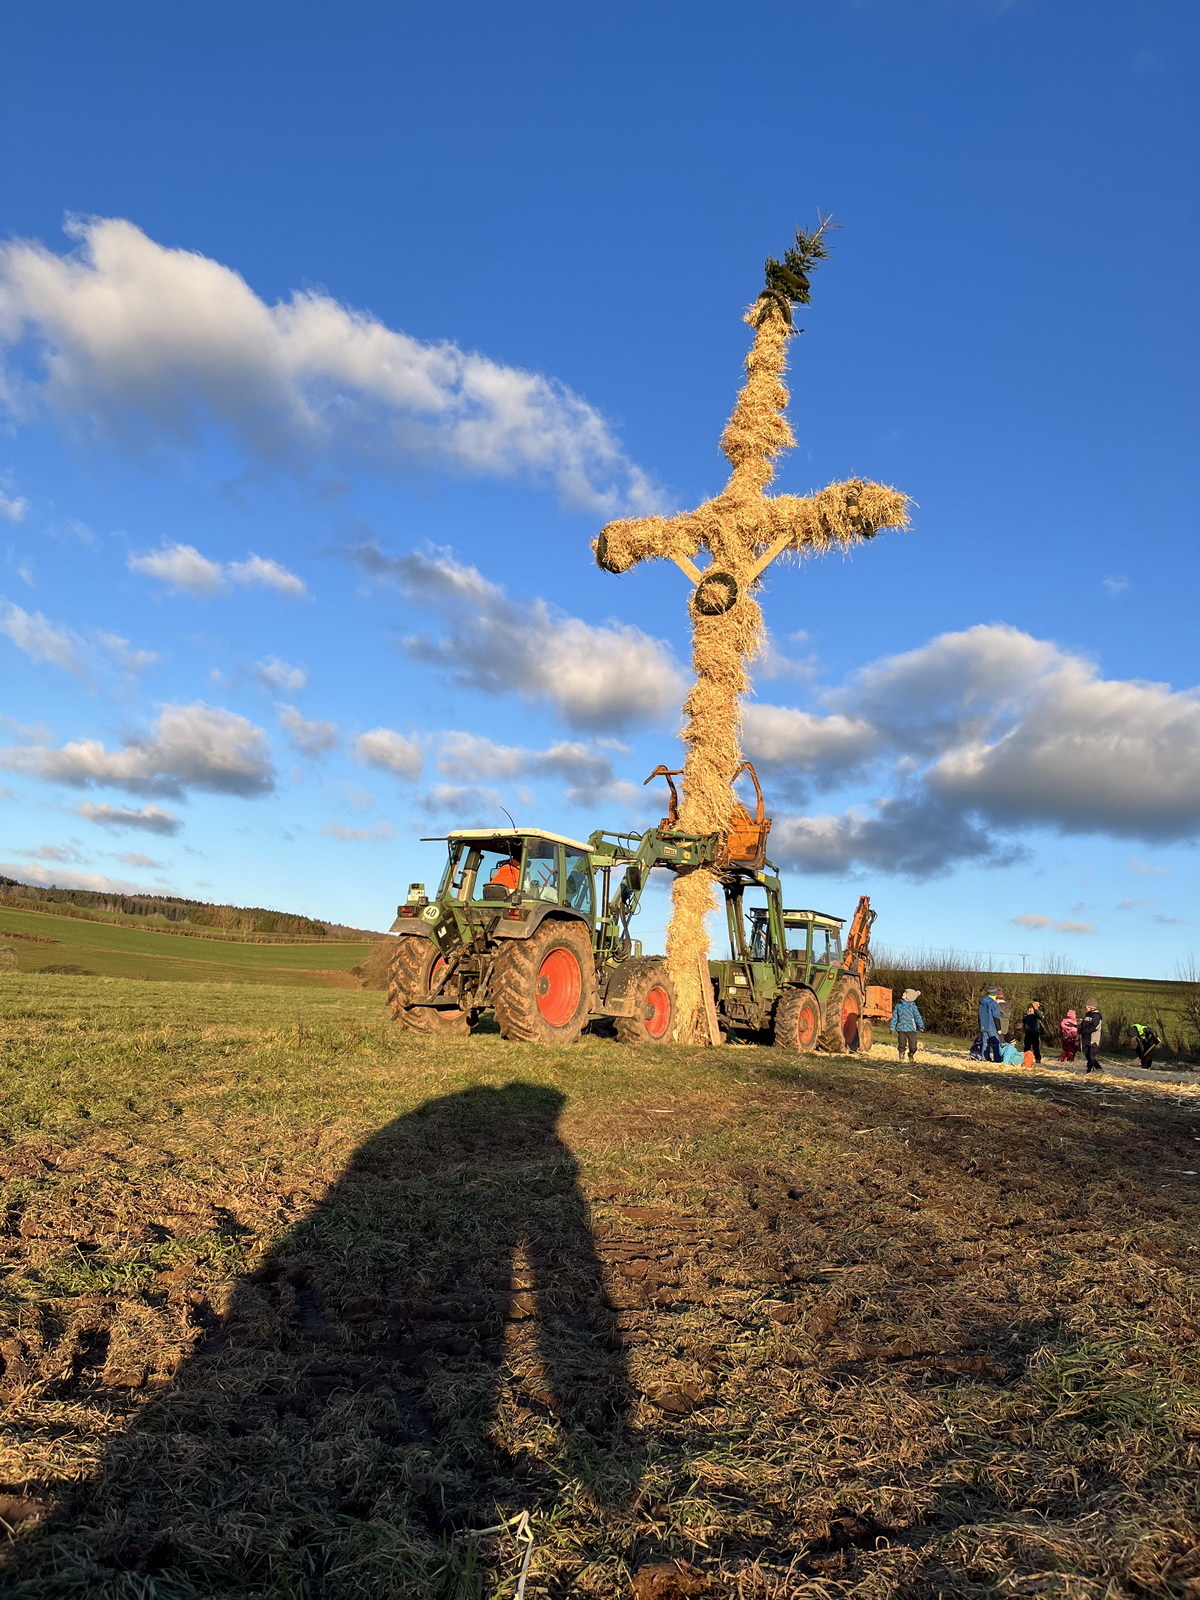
[490,860,520,891]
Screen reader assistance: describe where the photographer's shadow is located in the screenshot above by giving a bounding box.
[13,1081,638,1594]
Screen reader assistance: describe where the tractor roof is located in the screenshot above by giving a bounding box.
[783,909,845,929]
[446,827,594,852]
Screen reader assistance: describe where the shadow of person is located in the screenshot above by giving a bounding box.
[6,1081,639,1596]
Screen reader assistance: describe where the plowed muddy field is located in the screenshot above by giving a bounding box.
[1,977,1197,1598]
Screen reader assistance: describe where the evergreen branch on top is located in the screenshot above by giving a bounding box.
[755,214,839,327]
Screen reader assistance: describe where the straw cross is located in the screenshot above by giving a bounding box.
[593,223,910,1041]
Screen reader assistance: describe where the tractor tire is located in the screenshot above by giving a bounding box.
[773,986,822,1054]
[614,959,676,1045]
[491,920,595,1045]
[819,976,864,1054]
[387,938,470,1037]
[857,1018,874,1052]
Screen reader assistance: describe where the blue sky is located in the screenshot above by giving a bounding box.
[0,0,1196,974]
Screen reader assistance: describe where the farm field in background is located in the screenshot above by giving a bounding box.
[1,975,1198,1598]
[0,903,372,988]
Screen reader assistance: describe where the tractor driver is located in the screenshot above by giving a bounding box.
[488,853,521,892]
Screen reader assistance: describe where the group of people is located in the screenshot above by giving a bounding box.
[888,986,1162,1076]
[974,988,1160,1074]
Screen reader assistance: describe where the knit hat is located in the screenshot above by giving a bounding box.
[901,988,920,1002]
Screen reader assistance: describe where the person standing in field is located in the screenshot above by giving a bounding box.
[979,987,1002,1063]
[1058,1009,1079,1062]
[889,988,925,1060]
[1078,1001,1103,1073]
[996,988,1012,1037]
[1132,1023,1160,1070]
[1022,1000,1048,1064]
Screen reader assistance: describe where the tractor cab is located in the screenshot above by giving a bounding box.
[429,829,595,915]
[747,905,844,978]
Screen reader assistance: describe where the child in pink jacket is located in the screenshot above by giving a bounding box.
[1058,1009,1079,1062]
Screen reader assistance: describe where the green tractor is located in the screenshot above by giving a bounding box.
[386,776,890,1051]
[387,824,711,1045]
[708,869,890,1053]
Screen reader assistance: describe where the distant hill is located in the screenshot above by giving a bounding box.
[0,876,380,942]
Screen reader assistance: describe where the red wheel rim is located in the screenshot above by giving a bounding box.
[428,956,446,993]
[536,947,582,1027]
[841,994,860,1045]
[644,985,671,1039]
[797,1002,818,1047]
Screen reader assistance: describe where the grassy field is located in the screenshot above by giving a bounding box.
[0,976,1198,1599]
[0,903,372,988]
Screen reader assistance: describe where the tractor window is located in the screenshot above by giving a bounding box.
[783,920,810,960]
[523,840,560,901]
[739,888,773,961]
[470,845,522,900]
[564,848,594,916]
[814,928,842,965]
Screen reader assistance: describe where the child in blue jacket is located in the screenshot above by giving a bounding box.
[890,989,925,1060]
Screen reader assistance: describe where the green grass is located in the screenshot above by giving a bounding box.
[0,903,371,987]
[0,976,1197,1598]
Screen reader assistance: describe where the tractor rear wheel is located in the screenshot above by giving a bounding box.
[773,986,822,1053]
[614,959,676,1045]
[819,976,864,1053]
[387,939,470,1036]
[491,920,595,1045]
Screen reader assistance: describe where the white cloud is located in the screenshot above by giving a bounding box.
[97,631,159,674]
[322,820,395,842]
[415,783,504,823]
[437,730,636,807]
[353,727,422,781]
[741,705,877,788]
[0,862,158,893]
[112,850,165,868]
[227,554,308,598]
[128,542,224,595]
[278,704,339,756]
[77,801,182,835]
[0,216,658,514]
[128,541,307,599]
[256,656,308,692]
[0,601,84,675]
[1130,857,1169,877]
[748,624,1200,877]
[352,542,686,732]
[1011,913,1098,936]
[1102,576,1130,597]
[0,489,28,522]
[1,702,274,797]
[14,841,89,865]
[1116,898,1154,911]
[0,603,158,680]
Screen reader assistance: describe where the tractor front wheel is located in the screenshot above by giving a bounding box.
[491,920,595,1045]
[614,959,676,1045]
[819,976,864,1054]
[773,986,822,1054]
[387,938,470,1036]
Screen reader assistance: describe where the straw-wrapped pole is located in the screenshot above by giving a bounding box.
[594,230,910,1044]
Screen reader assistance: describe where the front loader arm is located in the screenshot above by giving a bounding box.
[588,826,720,963]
